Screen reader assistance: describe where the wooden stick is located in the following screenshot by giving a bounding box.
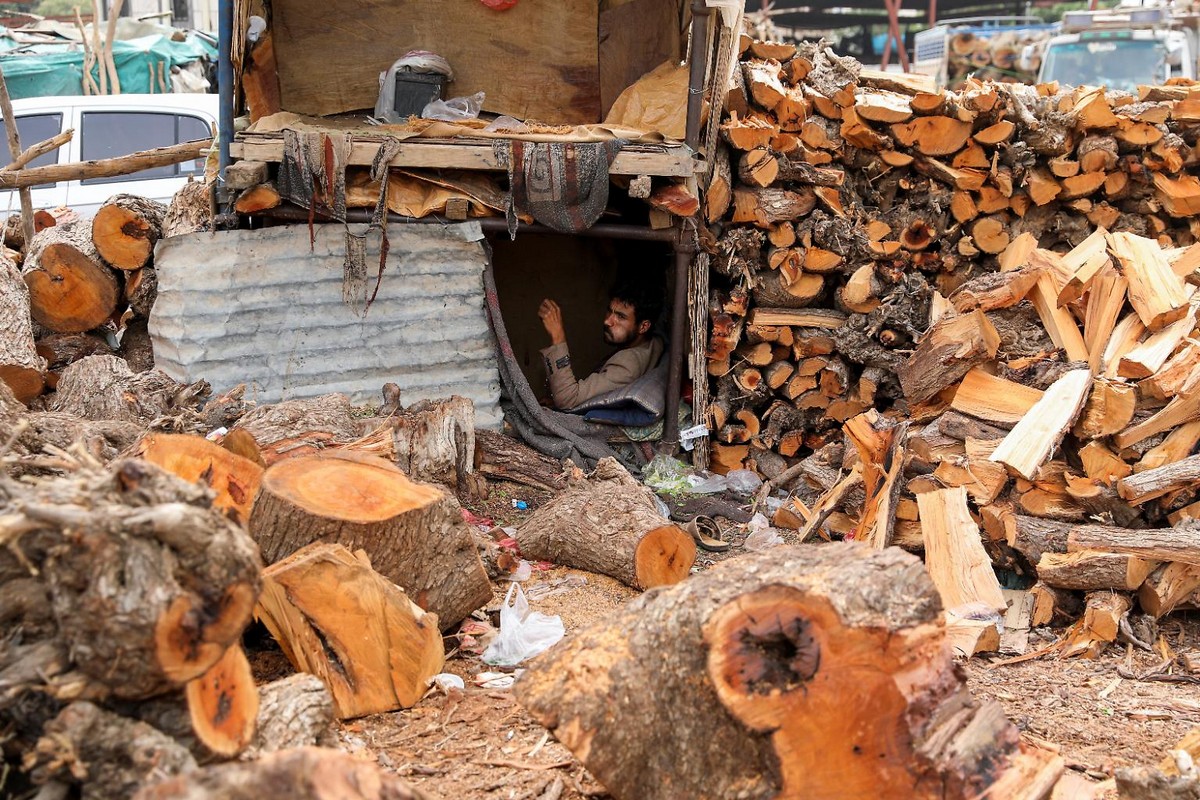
[93,0,106,94]
[73,7,100,96]
[1,129,73,172]
[104,0,124,95]
[0,65,35,250]
[0,140,207,190]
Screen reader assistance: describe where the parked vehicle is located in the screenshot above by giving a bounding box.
[1027,3,1200,91]
[0,93,217,218]
[912,16,1060,88]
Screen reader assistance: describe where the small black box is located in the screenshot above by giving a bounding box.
[393,71,447,118]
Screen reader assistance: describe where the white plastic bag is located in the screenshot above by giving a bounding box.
[481,583,564,667]
[422,91,485,122]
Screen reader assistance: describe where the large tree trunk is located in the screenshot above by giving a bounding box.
[0,458,262,705]
[516,542,1063,800]
[47,354,190,424]
[248,450,491,628]
[22,221,120,333]
[255,542,445,719]
[91,193,166,270]
[132,746,433,800]
[0,252,45,403]
[514,458,695,590]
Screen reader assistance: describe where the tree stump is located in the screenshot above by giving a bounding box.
[255,542,445,719]
[47,354,186,424]
[0,252,45,403]
[162,179,214,238]
[22,221,120,333]
[248,450,491,628]
[514,458,695,590]
[91,193,166,270]
[387,394,476,492]
[131,433,264,526]
[516,542,1064,800]
[0,459,261,707]
[132,746,432,800]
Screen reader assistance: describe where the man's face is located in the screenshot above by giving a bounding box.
[603,299,641,346]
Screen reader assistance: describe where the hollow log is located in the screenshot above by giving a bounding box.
[91,193,166,270]
[22,221,119,334]
[131,746,432,800]
[0,252,45,403]
[516,542,1063,800]
[514,458,695,590]
[248,450,491,628]
[255,542,445,719]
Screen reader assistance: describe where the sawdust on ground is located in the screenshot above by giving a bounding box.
[244,479,1200,800]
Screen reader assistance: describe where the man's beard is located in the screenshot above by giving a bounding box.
[604,327,633,346]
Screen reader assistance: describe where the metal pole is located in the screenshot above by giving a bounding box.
[685,0,712,152]
[217,0,233,185]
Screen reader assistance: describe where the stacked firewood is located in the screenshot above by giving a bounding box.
[944,28,1048,87]
[704,39,1200,656]
[0,182,212,406]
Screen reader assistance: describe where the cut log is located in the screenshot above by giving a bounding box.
[26,701,197,799]
[22,220,119,333]
[843,410,906,549]
[1117,453,1200,505]
[130,433,264,526]
[918,486,1006,614]
[232,393,368,463]
[0,252,45,403]
[989,369,1092,480]
[131,746,432,800]
[515,543,1063,800]
[255,542,444,719]
[1059,591,1130,659]
[0,458,261,702]
[248,450,491,628]
[36,331,112,373]
[1036,550,1157,591]
[1138,562,1200,618]
[234,182,282,214]
[898,310,1000,404]
[381,394,476,491]
[1108,231,1191,332]
[90,193,166,270]
[125,264,158,318]
[48,355,190,424]
[475,429,565,492]
[1072,378,1136,439]
[1068,521,1200,566]
[890,116,973,156]
[514,458,694,590]
[0,140,207,191]
[1029,582,1083,627]
[949,368,1043,427]
[185,643,258,757]
[162,178,214,237]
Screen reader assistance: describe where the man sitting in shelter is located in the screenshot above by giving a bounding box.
[537,283,664,411]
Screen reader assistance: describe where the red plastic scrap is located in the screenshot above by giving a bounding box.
[479,0,518,8]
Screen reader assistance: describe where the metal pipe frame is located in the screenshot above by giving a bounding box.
[685,0,713,151]
[217,0,234,184]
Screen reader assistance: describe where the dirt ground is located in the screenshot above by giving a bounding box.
[246,478,1200,800]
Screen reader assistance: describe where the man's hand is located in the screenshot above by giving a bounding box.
[538,298,566,345]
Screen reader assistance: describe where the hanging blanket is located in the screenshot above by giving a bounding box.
[493,139,626,238]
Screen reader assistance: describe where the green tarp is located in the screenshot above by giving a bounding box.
[0,32,216,98]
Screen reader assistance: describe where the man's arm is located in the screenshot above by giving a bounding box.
[541,342,642,410]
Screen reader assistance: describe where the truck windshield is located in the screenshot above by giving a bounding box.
[1041,39,1165,92]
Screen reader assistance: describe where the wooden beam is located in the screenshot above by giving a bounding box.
[231,136,702,178]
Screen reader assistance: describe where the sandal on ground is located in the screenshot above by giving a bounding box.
[684,515,730,553]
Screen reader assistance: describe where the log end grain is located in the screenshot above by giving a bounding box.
[634,524,697,589]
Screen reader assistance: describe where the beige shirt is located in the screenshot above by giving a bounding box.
[541,337,664,411]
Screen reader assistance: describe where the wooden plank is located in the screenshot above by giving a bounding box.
[270,0,601,121]
[230,138,701,178]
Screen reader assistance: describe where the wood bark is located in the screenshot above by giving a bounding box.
[91,193,166,270]
[898,310,999,403]
[0,458,261,705]
[1036,550,1157,591]
[232,393,368,464]
[515,542,1062,800]
[255,542,445,719]
[48,354,189,424]
[162,178,213,237]
[474,429,565,492]
[514,458,695,590]
[121,316,156,373]
[248,450,491,628]
[0,252,45,403]
[125,264,158,318]
[132,747,432,800]
[22,221,119,333]
[385,394,475,491]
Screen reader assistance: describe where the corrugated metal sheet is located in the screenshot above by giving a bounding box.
[150,221,503,429]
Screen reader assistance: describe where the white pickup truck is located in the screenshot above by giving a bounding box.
[0,93,217,218]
